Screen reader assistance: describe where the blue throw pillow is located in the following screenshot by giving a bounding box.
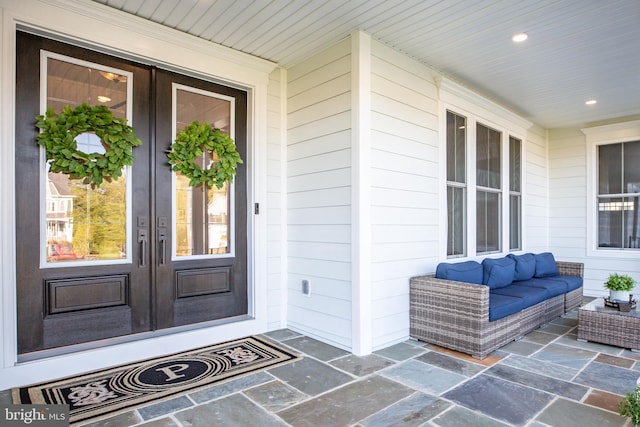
[534,252,559,277]
[435,261,483,284]
[482,257,516,289]
[507,253,536,281]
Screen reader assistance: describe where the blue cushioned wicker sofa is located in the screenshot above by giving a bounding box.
[410,252,583,359]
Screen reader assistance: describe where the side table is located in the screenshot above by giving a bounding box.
[578,298,640,351]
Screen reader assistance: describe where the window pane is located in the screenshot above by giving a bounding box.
[509,137,521,192]
[510,194,521,250]
[477,190,501,253]
[624,141,640,192]
[446,111,466,183]
[598,144,622,194]
[598,196,640,249]
[509,137,521,250]
[447,186,466,256]
[476,123,501,189]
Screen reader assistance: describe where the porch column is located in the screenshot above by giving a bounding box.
[351,30,372,355]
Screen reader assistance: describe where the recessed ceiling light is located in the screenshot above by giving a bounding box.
[97,95,111,103]
[585,99,597,105]
[512,32,528,43]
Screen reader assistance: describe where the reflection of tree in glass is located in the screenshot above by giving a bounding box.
[71,176,127,259]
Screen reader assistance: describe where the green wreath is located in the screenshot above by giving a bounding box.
[35,103,142,188]
[167,121,243,189]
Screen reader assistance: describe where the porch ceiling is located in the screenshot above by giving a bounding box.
[92,0,640,130]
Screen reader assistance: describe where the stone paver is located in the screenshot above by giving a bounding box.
[380,359,467,394]
[535,398,627,427]
[137,395,193,421]
[188,371,273,403]
[276,375,413,427]
[280,336,349,361]
[243,380,308,412]
[443,374,555,426]
[485,364,588,401]
[416,351,486,377]
[330,353,395,376]
[175,393,287,427]
[532,342,597,369]
[361,392,450,427]
[373,342,426,361]
[573,361,640,395]
[431,405,510,427]
[268,356,353,396]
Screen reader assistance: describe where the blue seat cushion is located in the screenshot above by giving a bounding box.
[489,293,525,321]
[491,284,549,308]
[508,253,536,281]
[435,261,483,284]
[546,275,583,292]
[534,252,559,277]
[515,278,568,298]
[482,257,516,289]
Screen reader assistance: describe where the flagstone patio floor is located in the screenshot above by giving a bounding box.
[1,297,638,426]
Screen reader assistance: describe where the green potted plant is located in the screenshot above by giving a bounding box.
[619,385,640,426]
[604,273,636,302]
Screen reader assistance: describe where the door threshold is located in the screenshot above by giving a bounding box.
[18,314,253,363]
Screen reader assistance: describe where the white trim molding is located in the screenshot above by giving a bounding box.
[351,30,372,356]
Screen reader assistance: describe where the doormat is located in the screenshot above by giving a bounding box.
[12,336,301,426]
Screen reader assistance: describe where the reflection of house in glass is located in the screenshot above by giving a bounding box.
[46,173,78,261]
[46,172,75,243]
[208,187,229,254]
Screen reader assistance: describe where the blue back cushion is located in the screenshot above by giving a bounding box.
[534,252,559,277]
[435,261,483,284]
[507,253,536,281]
[482,257,516,289]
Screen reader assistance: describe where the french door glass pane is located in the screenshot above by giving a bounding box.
[477,190,501,253]
[44,55,130,263]
[447,186,466,256]
[174,87,233,257]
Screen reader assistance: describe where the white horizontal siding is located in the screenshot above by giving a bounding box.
[368,40,440,350]
[549,128,588,258]
[524,125,550,252]
[286,40,353,349]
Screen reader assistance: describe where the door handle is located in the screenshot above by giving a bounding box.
[158,229,167,266]
[137,229,148,267]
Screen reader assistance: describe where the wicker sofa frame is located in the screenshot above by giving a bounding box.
[410,261,584,359]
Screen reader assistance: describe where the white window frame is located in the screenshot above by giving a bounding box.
[583,120,640,259]
[439,78,530,260]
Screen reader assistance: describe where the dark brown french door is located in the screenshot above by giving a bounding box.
[15,31,248,357]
